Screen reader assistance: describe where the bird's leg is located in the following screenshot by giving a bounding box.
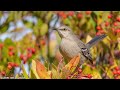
[57,56,65,73]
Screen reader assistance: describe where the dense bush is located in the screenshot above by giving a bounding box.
[0,11,120,79]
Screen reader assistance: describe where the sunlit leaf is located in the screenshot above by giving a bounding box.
[30,69,37,79]
[86,35,92,43]
[40,23,48,36]
[61,54,80,78]
[30,60,40,79]
[15,74,20,79]
[21,65,29,79]
[35,60,50,79]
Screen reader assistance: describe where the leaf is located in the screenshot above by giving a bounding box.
[21,65,29,79]
[40,23,48,36]
[106,69,114,79]
[82,64,102,79]
[86,35,92,43]
[30,60,40,79]
[91,69,102,79]
[35,60,50,79]
[25,22,33,28]
[61,54,80,78]
[51,68,60,79]
[91,12,97,23]
[15,74,19,79]
[30,69,37,79]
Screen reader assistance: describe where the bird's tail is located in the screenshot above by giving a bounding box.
[86,34,107,49]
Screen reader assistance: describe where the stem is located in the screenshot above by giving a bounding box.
[47,14,59,70]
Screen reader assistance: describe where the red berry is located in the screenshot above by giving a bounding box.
[78,68,82,73]
[27,52,32,58]
[77,13,83,19]
[23,60,27,64]
[99,30,105,34]
[13,63,19,67]
[8,62,14,67]
[96,26,101,30]
[115,76,119,79]
[41,40,46,46]
[27,48,31,52]
[1,71,6,76]
[115,29,120,33]
[96,32,101,36]
[23,56,28,61]
[8,51,14,56]
[108,14,112,19]
[114,22,118,26]
[20,54,24,60]
[58,12,64,17]
[112,28,115,32]
[115,66,119,71]
[87,74,92,79]
[31,48,36,54]
[0,43,4,49]
[113,70,117,75]
[116,17,120,22]
[105,21,109,27]
[8,46,14,51]
[68,11,74,16]
[66,76,71,79]
[7,65,12,70]
[117,70,120,75]
[86,11,92,15]
[62,14,67,19]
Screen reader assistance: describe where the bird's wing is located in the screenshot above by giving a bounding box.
[73,35,93,64]
[86,34,107,49]
[81,48,93,64]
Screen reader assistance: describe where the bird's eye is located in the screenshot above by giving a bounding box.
[63,28,66,30]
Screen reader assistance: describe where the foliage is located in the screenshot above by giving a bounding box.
[0,11,120,79]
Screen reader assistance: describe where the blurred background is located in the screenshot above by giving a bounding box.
[0,11,120,79]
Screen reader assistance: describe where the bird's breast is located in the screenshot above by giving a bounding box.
[59,39,80,60]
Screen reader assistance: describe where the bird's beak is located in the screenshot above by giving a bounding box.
[52,27,58,31]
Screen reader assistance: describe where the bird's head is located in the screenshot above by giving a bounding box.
[53,25,73,38]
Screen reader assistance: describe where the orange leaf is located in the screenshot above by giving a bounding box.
[61,54,80,78]
[65,54,80,71]
[35,60,50,79]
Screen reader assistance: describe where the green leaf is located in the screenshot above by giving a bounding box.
[15,74,20,79]
[40,23,48,36]
[0,26,8,33]
[4,38,14,46]
[63,18,71,26]
[21,65,29,79]
[91,12,97,23]
[25,22,33,28]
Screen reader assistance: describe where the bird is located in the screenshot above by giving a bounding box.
[53,25,107,65]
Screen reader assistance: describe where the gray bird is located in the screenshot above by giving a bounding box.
[53,25,106,65]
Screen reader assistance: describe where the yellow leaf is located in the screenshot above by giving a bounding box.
[86,35,92,43]
[105,67,114,79]
[102,36,110,47]
[92,70,102,79]
[31,60,40,79]
[35,60,51,79]
[82,64,102,79]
